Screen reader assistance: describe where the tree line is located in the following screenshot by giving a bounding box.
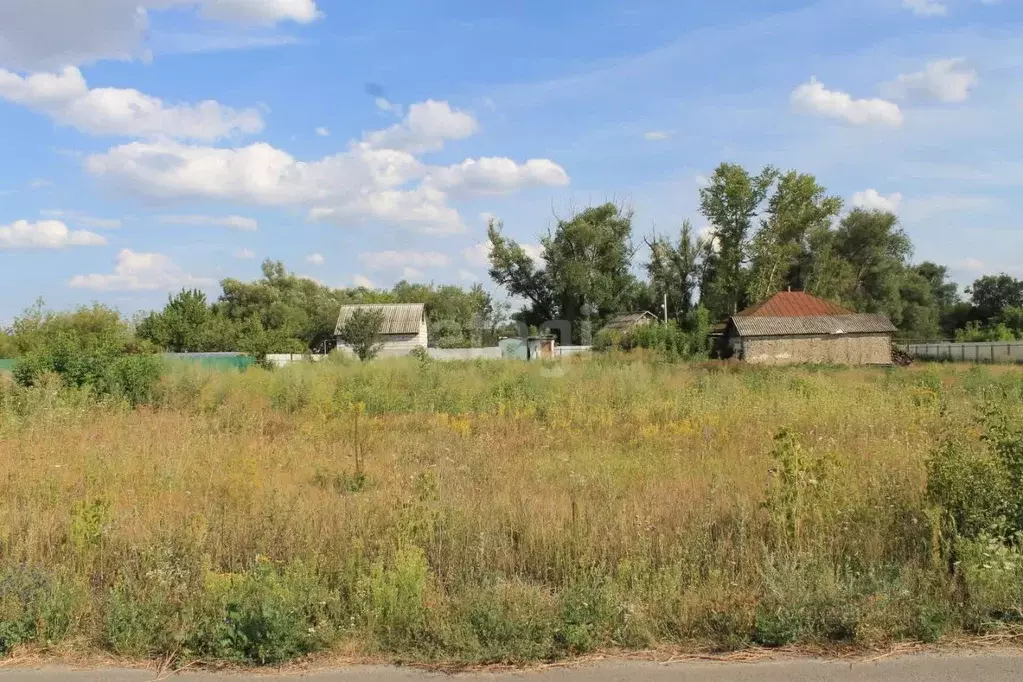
[2,162,1022,362]
[489,163,1022,343]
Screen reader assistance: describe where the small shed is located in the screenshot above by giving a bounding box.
[726,292,897,366]
[499,337,528,360]
[335,303,427,357]
[527,336,555,361]
[600,311,659,334]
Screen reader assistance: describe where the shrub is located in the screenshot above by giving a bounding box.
[927,397,1023,547]
[0,330,13,360]
[594,310,711,360]
[926,439,1008,542]
[193,561,334,665]
[6,304,165,403]
[338,309,385,362]
[358,547,435,651]
[0,567,81,654]
[106,355,165,407]
[595,322,690,359]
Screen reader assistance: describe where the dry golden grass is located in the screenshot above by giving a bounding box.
[0,357,1020,665]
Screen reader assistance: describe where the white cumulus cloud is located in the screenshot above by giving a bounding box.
[85,99,570,235]
[158,214,258,230]
[850,189,904,213]
[199,0,321,25]
[361,99,479,154]
[306,252,325,265]
[315,126,330,137]
[68,248,213,291]
[426,157,570,196]
[0,1,323,71]
[0,66,263,140]
[359,250,450,271]
[87,139,421,205]
[0,219,106,249]
[791,78,903,127]
[882,58,977,103]
[643,131,670,141]
[307,186,464,235]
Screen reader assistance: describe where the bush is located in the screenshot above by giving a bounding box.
[6,304,165,404]
[0,567,81,654]
[927,397,1023,547]
[594,309,711,360]
[927,439,1008,542]
[595,322,690,359]
[193,561,334,665]
[0,330,13,360]
[106,355,165,407]
[338,309,385,362]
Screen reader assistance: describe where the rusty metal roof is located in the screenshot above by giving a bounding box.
[732,314,897,337]
[736,291,854,317]
[601,311,658,331]
[335,303,425,335]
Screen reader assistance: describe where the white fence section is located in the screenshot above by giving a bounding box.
[904,341,1023,364]
[427,347,503,361]
[265,353,327,368]
[267,346,594,367]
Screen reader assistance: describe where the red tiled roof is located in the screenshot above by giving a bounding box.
[735,291,854,318]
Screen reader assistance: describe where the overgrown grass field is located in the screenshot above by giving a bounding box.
[0,357,1021,665]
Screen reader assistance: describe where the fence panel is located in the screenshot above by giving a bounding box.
[904,341,1023,364]
[163,353,255,371]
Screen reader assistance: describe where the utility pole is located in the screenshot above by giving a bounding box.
[663,293,668,324]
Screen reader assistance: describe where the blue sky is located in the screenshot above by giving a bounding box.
[1,0,1021,322]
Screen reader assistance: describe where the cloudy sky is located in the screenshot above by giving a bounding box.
[1,0,1021,321]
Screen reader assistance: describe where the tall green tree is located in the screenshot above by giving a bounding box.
[644,220,700,322]
[698,163,778,319]
[967,274,1023,322]
[898,268,942,341]
[748,171,843,303]
[217,260,343,351]
[830,209,912,323]
[915,262,959,310]
[913,262,961,338]
[136,289,241,352]
[488,204,642,340]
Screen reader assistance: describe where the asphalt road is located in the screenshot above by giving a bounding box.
[1,653,1022,681]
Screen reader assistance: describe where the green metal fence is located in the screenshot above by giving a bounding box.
[0,354,254,373]
[163,353,256,371]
